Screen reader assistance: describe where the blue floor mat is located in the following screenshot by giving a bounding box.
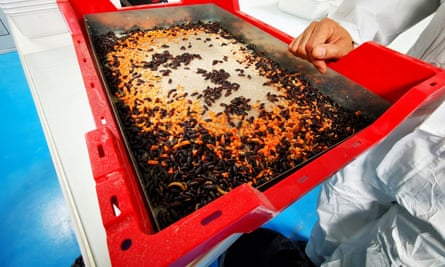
[0,52,80,267]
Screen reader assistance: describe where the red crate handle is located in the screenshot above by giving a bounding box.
[86,127,277,266]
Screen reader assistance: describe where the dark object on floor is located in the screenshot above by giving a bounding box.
[121,0,167,6]
[220,228,316,267]
[71,255,85,267]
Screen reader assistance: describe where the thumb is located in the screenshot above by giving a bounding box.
[312,43,350,60]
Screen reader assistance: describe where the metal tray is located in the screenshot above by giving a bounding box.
[84,4,390,231]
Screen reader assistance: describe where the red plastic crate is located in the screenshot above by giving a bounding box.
[57,0,445,265]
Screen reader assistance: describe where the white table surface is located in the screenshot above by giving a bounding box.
[7,16,109,267]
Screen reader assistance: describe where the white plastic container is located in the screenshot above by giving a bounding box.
[0,1,55,11]
[0,0,55,14]
[0,0,67,38]
[6,6,67,38]
[0,0,53,10]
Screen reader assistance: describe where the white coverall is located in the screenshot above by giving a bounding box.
[303,0,445,266]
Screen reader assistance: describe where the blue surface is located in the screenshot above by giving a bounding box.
[0,52,80,267]
[263,185,320,241]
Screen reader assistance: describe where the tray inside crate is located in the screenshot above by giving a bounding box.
[84,4,390,231]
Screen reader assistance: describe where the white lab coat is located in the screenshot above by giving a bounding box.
[277,0,344,20]
[332,0,445,67]
[305,1,445,266]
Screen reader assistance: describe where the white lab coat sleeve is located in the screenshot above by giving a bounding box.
[408,2,445,68]
[374,103,445,241]
[304,156,393,266]
[306,101,445,266]
[328,0,441,45]
[321,205,445,266]
[305,100,432,265]
[277,0,343,20]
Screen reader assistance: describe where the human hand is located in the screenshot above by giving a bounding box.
[288,18,354,73]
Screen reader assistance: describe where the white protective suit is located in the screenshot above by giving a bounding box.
[305,1,445,266]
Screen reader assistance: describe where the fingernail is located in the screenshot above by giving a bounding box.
[315,47,326,58]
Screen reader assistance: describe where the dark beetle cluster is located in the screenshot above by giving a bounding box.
[93,21,371,230]
[197,68,241,108]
